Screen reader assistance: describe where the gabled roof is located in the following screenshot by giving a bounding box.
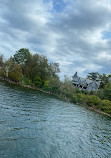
[95,81,100,87]
[85,79,93,84]
[72,72,77,79]
[72,72,100,87]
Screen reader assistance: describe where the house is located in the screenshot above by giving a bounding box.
[72,72,100,91]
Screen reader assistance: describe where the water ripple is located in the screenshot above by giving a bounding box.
[0,82,111,158]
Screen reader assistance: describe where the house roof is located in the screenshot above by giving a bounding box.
[72,72,77,79]
[85,78,93,84]
[73,73,100,87]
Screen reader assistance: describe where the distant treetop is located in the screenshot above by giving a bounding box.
[13,48,31,65]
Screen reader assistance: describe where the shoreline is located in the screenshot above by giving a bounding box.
[0,77,111,118]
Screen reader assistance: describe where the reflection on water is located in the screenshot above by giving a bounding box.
[0,81,111,158]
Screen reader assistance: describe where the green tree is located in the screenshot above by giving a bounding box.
[59,75,76,98]
[8,64,22,82]
[0,54,5,77]
[99,73,109,88]
[13,48,31,65]
[23,53,60,83]
[46,76,61,93]
[0,57,23,81]
[49,63,60,76]
[87,72,100,81]
[33,76,44,87]
[102,83,111,101]
[23,54,49,81]
[0,54,4,67]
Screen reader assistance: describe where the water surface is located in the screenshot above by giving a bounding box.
[0,81,111,158]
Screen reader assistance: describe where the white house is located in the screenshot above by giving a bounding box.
[72,72,100,91]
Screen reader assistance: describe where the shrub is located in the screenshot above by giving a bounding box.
[85,95,101,107]
[100,99,111,114]
[33,76,44,87]
[22,77,32,86]
[72,93,85,104]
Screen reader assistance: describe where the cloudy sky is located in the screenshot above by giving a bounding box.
[0,0,111,79]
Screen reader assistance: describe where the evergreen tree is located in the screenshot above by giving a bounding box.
[13,48,31,65]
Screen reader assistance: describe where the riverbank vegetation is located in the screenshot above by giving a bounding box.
[0,48,111,116]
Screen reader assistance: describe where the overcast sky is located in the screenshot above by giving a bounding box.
[0,0,111,79]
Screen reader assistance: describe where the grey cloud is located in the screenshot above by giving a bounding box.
[0,0,111,79]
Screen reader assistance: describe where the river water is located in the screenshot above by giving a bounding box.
[0,81,111,158]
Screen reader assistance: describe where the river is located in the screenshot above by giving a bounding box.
[0,81,111,158]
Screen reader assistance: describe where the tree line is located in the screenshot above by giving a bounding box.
[0,48,111,115]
